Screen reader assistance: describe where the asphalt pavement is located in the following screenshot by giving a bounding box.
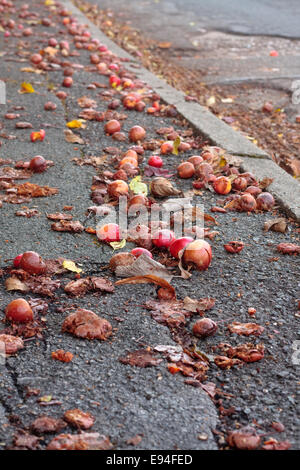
[0,0,299,451]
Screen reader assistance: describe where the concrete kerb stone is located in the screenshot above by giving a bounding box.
[63,0,300,222]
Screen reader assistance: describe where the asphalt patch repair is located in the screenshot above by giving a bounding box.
[0,0,299,451]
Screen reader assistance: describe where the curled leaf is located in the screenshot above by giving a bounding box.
[62,260,82,274]
[116,274,176,299]
[150,177,181,198]
[109,239,126,251]
[129,176,148,195]
[19,82,35,94]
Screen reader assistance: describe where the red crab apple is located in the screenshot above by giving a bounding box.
[256,192,275,211]
[97,223,120,243]
[129,126,146,142]
[183,239,212,270]
[29,155,47,173]
[13,253,23,268]
[148,155,163,168]
[30,53,43,65]
[30,129,45,142]
[107,180,129,199]
[177,162,195,179]
[62,77,73,87]
[20,251,46,275]
[152,229,175,249]
[5,298,33,323]
[109,75,121,87]
[104,119,121,135]
[169,237,194,259]
[131,247,153,258]
[213,176,232,195]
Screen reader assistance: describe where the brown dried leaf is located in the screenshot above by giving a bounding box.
[51,220,84,232]
[47,432,113,450]
[47,213,73,221]
[276,243,300,254]
[31,416,67,434]
[119,349,162,367]
[63,409,95,430]
[64,129,84,144]
[16,182,58,197]
[62,308,112,340]
[0,334,24,355]
[114,253,173,282]
[264,218,287,233]
[5,276,29,292]
[227,322,264,336]
[183,296,216,313]
[116,274,175,298]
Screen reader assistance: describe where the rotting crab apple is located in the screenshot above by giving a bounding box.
[182,239,212,271]
[192,318,218,338]
[213,176,232,195]
[19,251,46,275]
[169,237,194,259]
[152,229,175,249]
[256,192,275,211]
[5,298,33,323]
[97,223,121,243]
[107,180,129,199]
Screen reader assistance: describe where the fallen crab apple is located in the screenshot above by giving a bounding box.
[5,298,34,323]
[152,229,175,249]
[182,239,212,271]
[96,223,121,243]
[30,129,45,142]
[224,241,245,254]
[19,251,46,275]
[169,237,193,259]
[29,155,48,173]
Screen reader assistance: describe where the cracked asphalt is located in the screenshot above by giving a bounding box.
[0,0,299,451]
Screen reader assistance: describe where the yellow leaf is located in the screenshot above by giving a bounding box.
[206,96,216,107]
[172,136,181,155]
[110,239,126,251]
[39,395,52,402]
[66,119,86,129]
[19,82,35,94]
[45,0,55,5]
[129,175,148,195]
[62,260,82,274]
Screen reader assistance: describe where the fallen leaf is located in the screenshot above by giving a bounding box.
[129,175,148,195]
[62,260,82,274]
[114,253,173,282]
[5,277,29,292]
[109,239,126,250]
[51,350,74,363]
[264,218,287,233]
[227,322,264,336]
[63,409,95,430]
[19,82,35,94]
[31,416,67,434]
[276,243,300,254]
[47,432,113,450]
[51,220,84,232]
[62,308,112,340]
[66,119,86,129]
[119,349,162,367]
[64,129,84,144]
